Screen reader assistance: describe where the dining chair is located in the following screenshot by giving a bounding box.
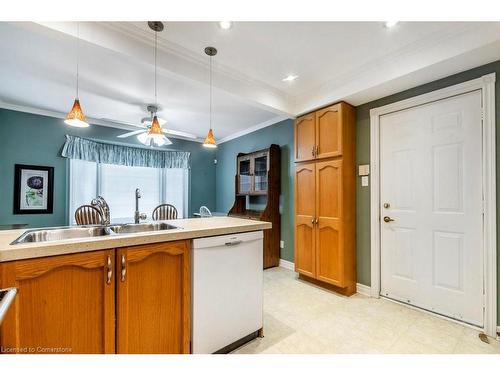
[152,204,178,220]
[75,205,104,225]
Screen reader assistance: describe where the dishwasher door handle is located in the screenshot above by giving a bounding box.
[224,240,242,246]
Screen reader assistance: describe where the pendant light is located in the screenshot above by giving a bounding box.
[146,21,170,146]
[65,22,89,128]
[203,46,217,148]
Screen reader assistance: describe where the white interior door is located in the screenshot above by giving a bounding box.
[380,90,484,326]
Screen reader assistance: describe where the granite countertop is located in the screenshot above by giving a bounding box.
[0,217,272,263]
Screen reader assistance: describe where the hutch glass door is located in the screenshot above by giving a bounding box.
[253,153,268,193]
[238,157,252,194]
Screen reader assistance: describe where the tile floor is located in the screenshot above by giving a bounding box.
[232,267,500,354]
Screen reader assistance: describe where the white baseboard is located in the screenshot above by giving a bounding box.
[279,259,295,271]
[356,283,371,296]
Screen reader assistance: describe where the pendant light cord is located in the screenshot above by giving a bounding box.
[154,29,157,112]
[76,22,80,99]
[209,54,212,131]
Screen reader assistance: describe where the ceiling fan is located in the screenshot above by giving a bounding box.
[114,105,198,146]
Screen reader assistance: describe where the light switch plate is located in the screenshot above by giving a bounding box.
[280,240,284,249]
[358,164,370,176]
[361,176,369,187]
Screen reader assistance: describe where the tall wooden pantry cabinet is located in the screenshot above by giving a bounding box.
[294,102,356,296]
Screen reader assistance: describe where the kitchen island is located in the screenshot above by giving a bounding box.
[0,217,271,354]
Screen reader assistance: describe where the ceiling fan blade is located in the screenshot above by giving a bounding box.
[117,129,146,138]
[163,129,198,139]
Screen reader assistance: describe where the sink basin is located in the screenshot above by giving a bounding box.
[10,223,179,245]
[109,222,178,234]
[10,226,114,244]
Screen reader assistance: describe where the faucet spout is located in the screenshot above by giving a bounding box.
[134,188,146,224]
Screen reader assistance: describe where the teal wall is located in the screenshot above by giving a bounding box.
[0,109,216,227]
[215,119,295,261]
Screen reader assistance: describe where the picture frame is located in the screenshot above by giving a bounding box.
[13,164,54,214]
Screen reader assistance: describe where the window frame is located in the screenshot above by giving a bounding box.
[68,159,189,224]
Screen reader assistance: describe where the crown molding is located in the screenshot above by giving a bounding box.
[217,115,291,144]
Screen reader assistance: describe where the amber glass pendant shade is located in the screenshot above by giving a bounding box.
[203,128,217,148]
[64,99,89,128]
[148,115,164,136]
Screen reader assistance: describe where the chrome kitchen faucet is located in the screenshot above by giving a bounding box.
[134,188,147,224]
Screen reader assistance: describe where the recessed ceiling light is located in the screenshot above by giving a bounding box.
[218,21,232,30]
[384,21,399,28]
[282,75,298,82]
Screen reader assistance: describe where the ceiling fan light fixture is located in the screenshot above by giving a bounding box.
[65,99,89,128]
[203,128,217,148]
[137,132,150,145]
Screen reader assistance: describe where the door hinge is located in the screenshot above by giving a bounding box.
[483,294,487,308]
[481,108,485,121]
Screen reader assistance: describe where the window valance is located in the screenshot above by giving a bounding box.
[61,135,190,169]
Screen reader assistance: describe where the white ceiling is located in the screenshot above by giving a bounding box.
[1,21,500,142]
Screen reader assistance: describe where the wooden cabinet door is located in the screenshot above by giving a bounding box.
[0,250,115,354]
[315,160,344,286]
[294,163,316,277]
[316,104,342,159]
[116,241,190,354]
[295,114,316,162]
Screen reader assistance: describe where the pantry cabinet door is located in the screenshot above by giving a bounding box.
[315,159,344,286]
[295,114,316,162]
[316,104,342,159]
[294,163,316,277]
[116,240,190,354]
[0,250,115,354]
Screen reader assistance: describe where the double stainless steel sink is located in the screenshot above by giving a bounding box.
[10,222,179,245]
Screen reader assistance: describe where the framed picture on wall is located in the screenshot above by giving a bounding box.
[13,164,54,214]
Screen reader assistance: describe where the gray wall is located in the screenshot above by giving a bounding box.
[214,60,500,322]
[356,60,500,322]
[0,109,216,227]
[215,119,295,261]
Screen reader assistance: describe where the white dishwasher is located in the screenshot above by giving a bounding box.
[191,231,263,354]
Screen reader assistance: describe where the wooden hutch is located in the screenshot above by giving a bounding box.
[228,144,281,269]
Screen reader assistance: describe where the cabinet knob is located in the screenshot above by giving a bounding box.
[312,146,316,157]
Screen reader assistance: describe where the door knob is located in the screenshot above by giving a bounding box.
[383,216,395,223]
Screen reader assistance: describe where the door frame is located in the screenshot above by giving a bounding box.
[369,73,497,336]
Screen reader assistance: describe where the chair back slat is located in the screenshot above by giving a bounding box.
[75,205,104,225]
[152,204,178,220]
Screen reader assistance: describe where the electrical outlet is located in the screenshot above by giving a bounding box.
[280,240,285,249]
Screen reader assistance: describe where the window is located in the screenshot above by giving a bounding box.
[69,159,188,224]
